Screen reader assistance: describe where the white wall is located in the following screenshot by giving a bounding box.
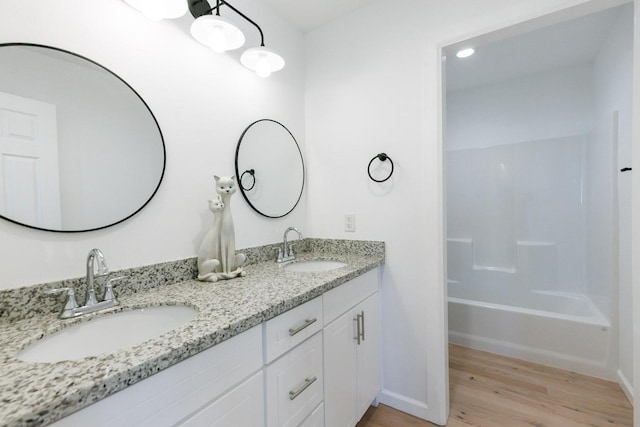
[305,0,630,423]
[592,3,634,398]
[447,65,595,150]
[0,0,307,289]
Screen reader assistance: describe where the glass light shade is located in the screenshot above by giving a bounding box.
[191,15,245,53]
[207,26,228,53]
[123,0,187,20]
[240,47,285,78]
[255,56,272,78]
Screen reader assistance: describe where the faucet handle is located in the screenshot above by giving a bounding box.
[45,287,79,311]
[103,276,127,302]
[276,247,283,262]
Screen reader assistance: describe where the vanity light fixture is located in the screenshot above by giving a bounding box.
[456,48,475,58]
[122,0,285,77]
[189,0,285,77]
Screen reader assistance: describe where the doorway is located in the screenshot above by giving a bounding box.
[441,0,634,418]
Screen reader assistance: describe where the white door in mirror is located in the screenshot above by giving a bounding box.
[0,92,61,229]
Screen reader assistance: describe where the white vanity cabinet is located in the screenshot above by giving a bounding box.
[323,268,381,427]
[48,266,381,427]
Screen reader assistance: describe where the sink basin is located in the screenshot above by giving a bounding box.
[283,260,348,273]
[17,305,198,363]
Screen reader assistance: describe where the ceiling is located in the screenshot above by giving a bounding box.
[264,0,378,32]
[446,5,624,92]
[258,1,625,90]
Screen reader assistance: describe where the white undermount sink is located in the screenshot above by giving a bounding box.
[17,305,198,363]
[283,260,348,272]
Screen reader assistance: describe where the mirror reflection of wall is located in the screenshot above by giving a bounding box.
[235,119,304,218]
[0,44,165,232]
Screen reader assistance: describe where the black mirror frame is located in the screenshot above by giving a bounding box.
[234,119,304,218]
[0,43,166,233]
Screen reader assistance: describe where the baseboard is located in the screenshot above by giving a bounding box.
[617,369,634,405]
[377,389,429,421]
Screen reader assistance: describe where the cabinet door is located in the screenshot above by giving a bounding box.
[356,292,381,419]
[179,371,264,427]
[323,309,358,427]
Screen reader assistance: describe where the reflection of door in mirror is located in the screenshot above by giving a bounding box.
[0,91,61,229]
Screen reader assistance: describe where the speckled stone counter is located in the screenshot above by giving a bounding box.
[0,239,384,427]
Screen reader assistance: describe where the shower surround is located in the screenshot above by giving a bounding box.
[446,134,616,379]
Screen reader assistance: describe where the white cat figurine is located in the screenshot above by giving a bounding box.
[197,175,246,282]
[197,195,224,282]
[214,175,246,278]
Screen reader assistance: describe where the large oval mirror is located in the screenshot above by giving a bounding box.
[0,43,165,232]
[235,119,304,218]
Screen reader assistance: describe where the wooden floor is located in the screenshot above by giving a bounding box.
[357,344,632,427]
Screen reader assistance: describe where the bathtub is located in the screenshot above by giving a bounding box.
[448,290,615,380]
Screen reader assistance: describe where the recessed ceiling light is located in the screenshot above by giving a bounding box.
[456,48,475,58]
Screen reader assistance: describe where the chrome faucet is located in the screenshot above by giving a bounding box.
[277,227,303,263]
[45,249,126,319]
[86,248,109,306]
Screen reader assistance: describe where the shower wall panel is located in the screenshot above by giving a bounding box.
[446,135,586,298]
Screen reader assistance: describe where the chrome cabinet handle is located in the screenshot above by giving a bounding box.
[289,376,317,400]
[360,310,365,341]
[288,318,317,336]
[354,314,362,345]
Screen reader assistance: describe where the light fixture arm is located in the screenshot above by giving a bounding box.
[188,0,265,47]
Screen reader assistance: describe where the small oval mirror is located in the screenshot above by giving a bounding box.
[0,43,165,232]
[235,119,304,218]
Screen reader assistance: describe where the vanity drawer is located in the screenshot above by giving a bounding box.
[323,268,378,325]
[265,332,323,427]
[264,296,323,363]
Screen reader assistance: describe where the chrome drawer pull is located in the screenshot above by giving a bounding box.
[354,314,362,345]
[360,310,365,341]
[289,376,317,400]
[288,318,317,336]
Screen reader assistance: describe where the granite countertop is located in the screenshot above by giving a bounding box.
[0,241,384,427]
